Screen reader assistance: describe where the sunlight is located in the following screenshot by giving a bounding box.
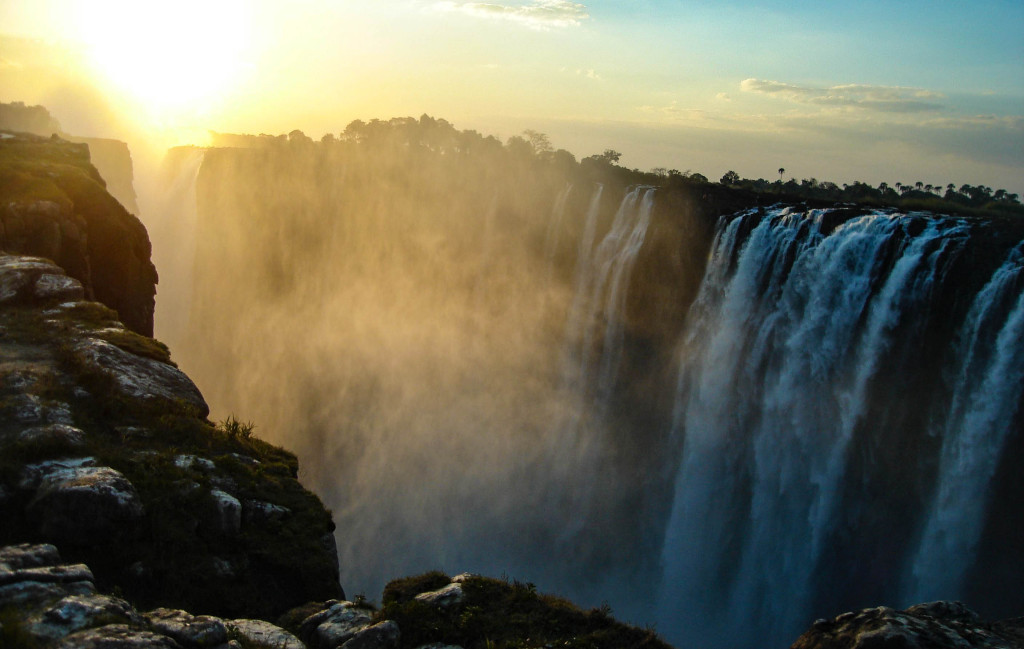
[72,1,249,118]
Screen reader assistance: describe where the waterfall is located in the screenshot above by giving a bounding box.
[657,207,973,648]
[543,183,573,265]
[561,183,604,378]
[566,186,655,407]
[148,148,205,348]
[906,244,1024,601]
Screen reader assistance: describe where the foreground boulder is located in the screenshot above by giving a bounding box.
[791,601,1024,648]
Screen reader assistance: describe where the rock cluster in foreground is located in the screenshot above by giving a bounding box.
[792,600,1024,648]
[1,545,671,649]
[0,252,342,619]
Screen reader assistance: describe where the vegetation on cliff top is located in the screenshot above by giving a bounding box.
[205,114,1023,221]
[363,571,670,649]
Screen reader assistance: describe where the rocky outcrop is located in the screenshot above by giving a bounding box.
[0,102,139,214]
[791,601,1024,648]
[0,544,311,649]
[0,252,341,619]
[0,131,156,335]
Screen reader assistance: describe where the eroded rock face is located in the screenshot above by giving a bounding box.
[70,337,209,417]
[791,601,1024,649]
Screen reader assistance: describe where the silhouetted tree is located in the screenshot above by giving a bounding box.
[720,170,740,185]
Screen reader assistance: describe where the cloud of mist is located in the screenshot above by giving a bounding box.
[146,131,661,614]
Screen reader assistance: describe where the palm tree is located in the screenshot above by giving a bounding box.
[778,167,785,182]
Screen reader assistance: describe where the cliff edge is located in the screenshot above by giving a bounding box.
[1,133,344,622]
[0,131,155,336]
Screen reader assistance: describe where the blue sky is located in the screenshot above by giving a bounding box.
[1,0,1022,192]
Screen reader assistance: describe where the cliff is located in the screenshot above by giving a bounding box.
[1,133,344,621]
[0,251,343,618]
[0,102,140,216]
[0,132,155,335]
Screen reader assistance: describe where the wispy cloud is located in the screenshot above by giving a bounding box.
[741,78,945,113]
[433,1,589,29]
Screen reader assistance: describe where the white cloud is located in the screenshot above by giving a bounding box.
[741,78,945,113]
[433,1,589,29]
[577,68,600,80]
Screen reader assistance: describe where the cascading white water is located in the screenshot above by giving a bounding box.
[562,183,604,379]
[906,244,1024,601]
[570,186,655,406]
[543,183,573,266]
[657,207,972,648]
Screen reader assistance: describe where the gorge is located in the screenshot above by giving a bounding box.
[144,125,1024,649]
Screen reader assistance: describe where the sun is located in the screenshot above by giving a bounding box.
[72,1,250,119]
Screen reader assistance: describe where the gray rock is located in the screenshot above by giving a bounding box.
[413,583,464,610]
[905,601,982,624]
[174,455,216,472]
[145,608,228,648]
[340,621,400,649]
[9,393,44,423]
[18,424,87,448]
[20,457,99,490]
[0,578,95,608]
[0,562,94,586]
[0,543,61,570]
[226,619,304,649]
[791,601,1019,649]
[0,256,59,303]
[300,601,373,649]
[26,465,144,543]
[34,273,84,301]
[70,338,208,417]
[243,500,290,525]
[207,489,242,536]
[27,593,141,642]
[55,624,183,649]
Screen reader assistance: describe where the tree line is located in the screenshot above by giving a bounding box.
[210,115,1023,219]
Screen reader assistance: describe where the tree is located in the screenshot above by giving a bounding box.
[522,129,552,155]
[720,170,740,185]
[778,167,785,182]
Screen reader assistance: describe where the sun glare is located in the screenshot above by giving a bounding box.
[73,1,249,119]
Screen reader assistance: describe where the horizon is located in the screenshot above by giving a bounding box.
[0,0,1022,195]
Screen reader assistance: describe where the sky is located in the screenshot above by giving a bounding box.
[1,0,1022,192]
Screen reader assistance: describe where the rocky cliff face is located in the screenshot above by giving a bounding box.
[0,131,156,336]
[1,131,344,621]
[0,252,343,618]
